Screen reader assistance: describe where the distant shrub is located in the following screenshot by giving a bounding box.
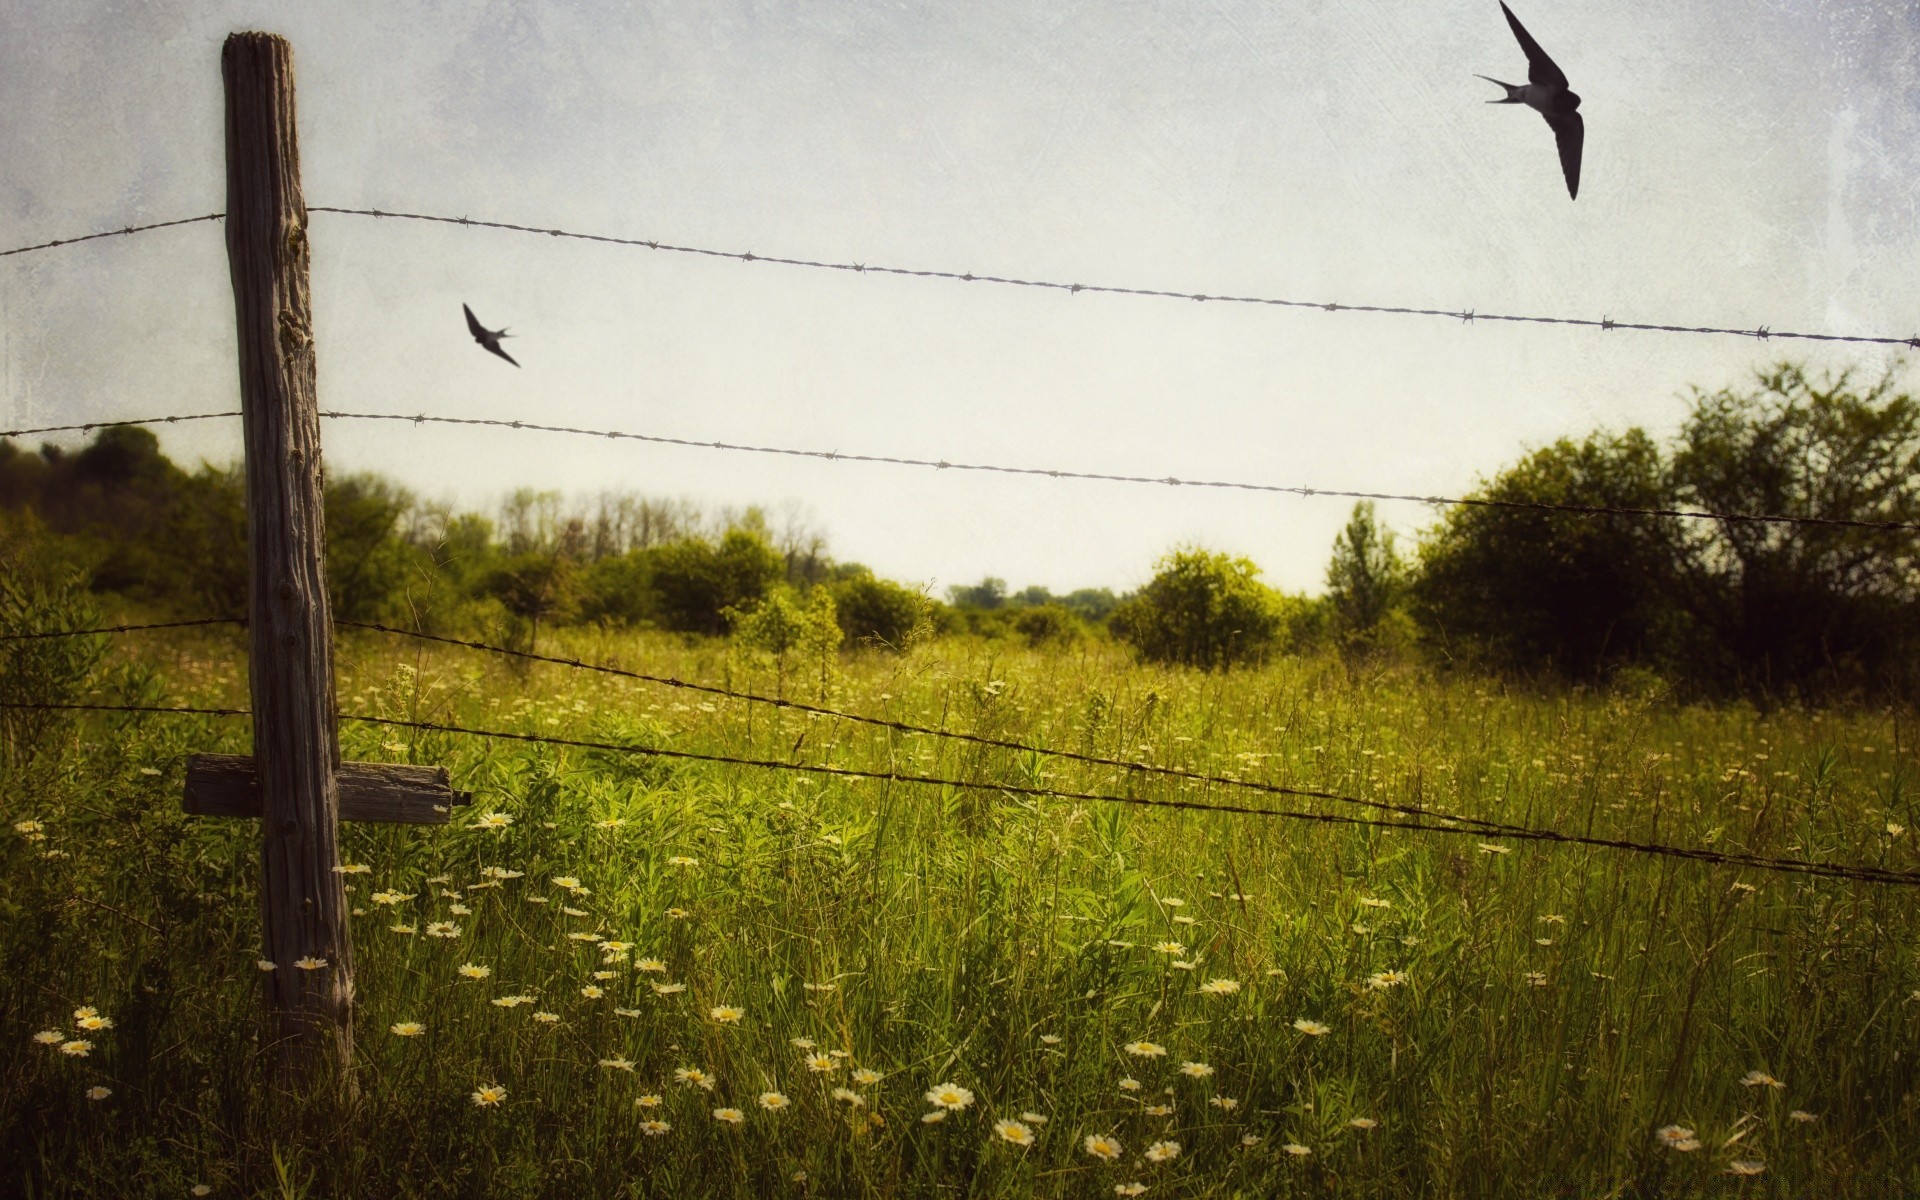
[1409,428,1676,680]
[325,473,422,623]
[649,528,785,635]
[945,577,1007,609]
[481,551,580,650]
[729,585,842,694]
[0,565,107,771]
[577,551,654,627]
[831,572,931,649]
[1011,603,1082,648]
[1324,501,1407,660]
[1109,547,1284,670]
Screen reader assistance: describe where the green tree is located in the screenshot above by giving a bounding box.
[730,585,842,696]
[1059,587,1119,623]
[1324,502,1405,658]
[577,551,655,627]
[1012,603,1083,648]
[1409,429,1679,679]
[946,577,1007,610]
[154,466,248,615]
[483,551,580,650]
[830,570,932,649]
[325,474,420,623]
[1109,546,1284,670]
[1669,363,1920,696]
[649,527,785,635]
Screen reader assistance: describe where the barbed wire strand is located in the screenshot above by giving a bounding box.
[6,698,1916,887]
[0,214,225,260]
[15,407,1906,532]
[0,617,245,643]
[338,619,1523,835]
[309,206,1920,350]
[363,712,1920,886]
[1,700,250,719]
[0,412,242,441]
[0,612,1520,834]
[322,410,1920,533]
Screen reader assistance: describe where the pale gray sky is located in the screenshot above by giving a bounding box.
[3,1,1915,595]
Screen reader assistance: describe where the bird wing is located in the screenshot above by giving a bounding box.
[1500,2,1568,89]
[1545,109,1583,199]
[463,303,487,339]
[485,340,521,368]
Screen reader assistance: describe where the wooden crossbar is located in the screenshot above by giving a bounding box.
[183,753,469,824]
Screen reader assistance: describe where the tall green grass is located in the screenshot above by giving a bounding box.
[2,624,1915,1197]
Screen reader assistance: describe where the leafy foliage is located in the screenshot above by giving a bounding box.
[649,529,786,635]
[1408,364,1920,698]
[0,564,107,772]
[1010,603,1084,648]
[1323,502,1406,659]
[1410,428,1678,679]
[1668,364,1920,696]
[482,550,581,650]
[830,570,933,649]
[1108,547,1284,670]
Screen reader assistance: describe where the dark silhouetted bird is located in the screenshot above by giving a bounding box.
[463,303,520,367]
[1477,2,1583,199]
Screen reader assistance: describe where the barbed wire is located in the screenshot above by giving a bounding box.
[0,612,1520,833]
[0,412,241,441]
[16,406,1911,533]
[0,214,224,260]
[5,698,1916,886]
[0,617,244,643]
[8,207,1919,351]
[0,700,249,719]
[322,410,1920,533]
[338,619,1523,835]
[308,206,1920,350]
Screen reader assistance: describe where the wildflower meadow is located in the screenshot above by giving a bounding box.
[2,621,1916,1197]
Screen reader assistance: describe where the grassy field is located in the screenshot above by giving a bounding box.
[3,621,1917,1198]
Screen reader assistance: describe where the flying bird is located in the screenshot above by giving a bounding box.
[1477,2,1583,199]
[463,303,520,367]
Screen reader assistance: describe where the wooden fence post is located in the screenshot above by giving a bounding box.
[222,31,352,1087]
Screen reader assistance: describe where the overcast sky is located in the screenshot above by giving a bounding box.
[3,1,1916,595]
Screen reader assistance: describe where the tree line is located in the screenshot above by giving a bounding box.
[1163,362,1917,701]
[2,362,1914,700]
[0,431,933,652]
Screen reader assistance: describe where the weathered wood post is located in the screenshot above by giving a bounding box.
[222,31,352,1086]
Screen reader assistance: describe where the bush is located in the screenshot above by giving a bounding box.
[1109,547,1284,670]
[831,572,932,649]
[1011,603,1082,648]
[729,585,842,695]
[0,563,107,772]
[1324,502,1406,659]
[648,528,785,635]
[1409,429,1678,679]
[1408,364,1920,698]
[481,552,580,649]
[325,474,422,623]
[1668,363,1920,697]
[577,551,654,627]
